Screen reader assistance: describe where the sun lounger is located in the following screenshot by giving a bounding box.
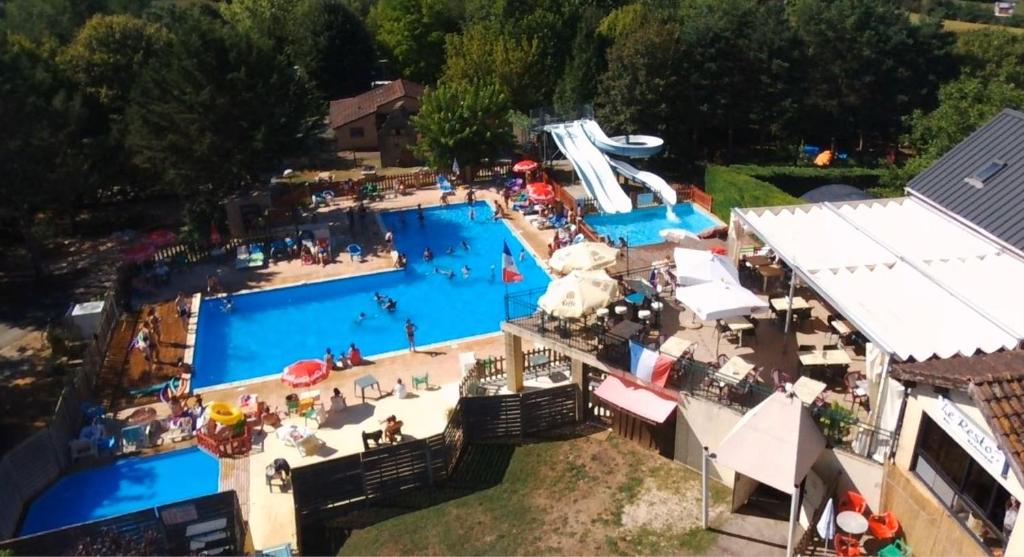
[121,422,156,452]
[236,243,265,269]
[276,425,324,456]
[437,175,454,193]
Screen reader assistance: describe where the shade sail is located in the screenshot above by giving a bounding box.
[673,247,738,286]
[715,392,826,494]
[593,375,677,423]
[548,242,619,274]
[674,281,768,321]
[538,270,619,318]
[734,197,1024,361]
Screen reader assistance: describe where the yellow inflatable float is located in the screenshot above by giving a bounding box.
[209,402,245,426]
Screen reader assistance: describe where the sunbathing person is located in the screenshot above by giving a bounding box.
[324,347,336,370]
[348,343,363,366]
[383,415,404,443]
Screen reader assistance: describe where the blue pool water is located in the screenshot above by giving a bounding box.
[584,203,719,246]
[20,448,218,535]
[192,202,548,387]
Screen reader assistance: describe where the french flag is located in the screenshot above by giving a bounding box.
[629,341,673,387]
[502,241,523,283]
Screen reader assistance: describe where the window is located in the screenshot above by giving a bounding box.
[913,415,1011,551]
[965,160,1006,188]
[349,127,365,139]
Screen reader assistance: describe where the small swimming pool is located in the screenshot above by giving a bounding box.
[20,448,219,535]
[192,202,548,388]
[584,203,720,247]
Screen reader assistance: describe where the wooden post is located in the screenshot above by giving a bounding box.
[571,358,584,422]
[505,332,524,393]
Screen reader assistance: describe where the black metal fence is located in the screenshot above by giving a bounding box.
[0,491,244,556]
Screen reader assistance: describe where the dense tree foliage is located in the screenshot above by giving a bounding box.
[412,81,513,172]
[123,10,322,235]
[368,0,462,83]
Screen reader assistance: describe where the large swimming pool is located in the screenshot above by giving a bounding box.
[20,448,219,535]
[192,202,548,388]
[584,202,720,247]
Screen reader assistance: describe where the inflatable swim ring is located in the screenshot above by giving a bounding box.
[209,402,244,426]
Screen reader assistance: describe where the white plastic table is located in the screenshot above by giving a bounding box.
[836,510,869,535]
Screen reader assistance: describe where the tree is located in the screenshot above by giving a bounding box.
[124,10,322,237]
[59,14,170,110]
[595,22,681,141]
[0,0,151,42]
[368,0,462,83]
[956,29,1024,88]
[553,6,607,113]
[412,81,514,172]
[288,0,376,99]
[0,34,87,275]
[788,0,956,149]
[442,23,552,112]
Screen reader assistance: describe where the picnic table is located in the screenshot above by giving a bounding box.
[758,265,784,291]
[746,255,773,267]
[770,296,811,312]
[721,316,755,346]
[798,349,852,367]
[353,374,382,402]
[831,319,856,336]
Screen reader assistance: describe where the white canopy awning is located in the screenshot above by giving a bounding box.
[735,197,1024,361]
[674,281,768,322]
[673,247,738,286]
[715,392,826,495]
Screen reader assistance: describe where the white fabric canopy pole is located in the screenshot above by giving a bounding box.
[787,483,800,557]
[783,272,796,335]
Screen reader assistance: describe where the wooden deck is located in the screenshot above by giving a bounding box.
[220,454,251,523]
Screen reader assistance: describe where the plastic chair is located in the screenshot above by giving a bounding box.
[286,396,300,415]
[868,511,901,541]
[845,371,869,410]
[878,539,911,557]
[838,490,869,515]
[412,373,429,390]
[834,533,862,557]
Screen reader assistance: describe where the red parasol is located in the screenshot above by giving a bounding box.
[526,181,555,204]
[281,359,329,388]
[122,242,156,263]
[145,229,178,248]
[512,160,538,173]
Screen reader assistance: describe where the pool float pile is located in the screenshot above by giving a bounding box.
[209,402,245,426]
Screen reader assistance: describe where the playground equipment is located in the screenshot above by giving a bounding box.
[197,401,253,458]
[545,119,675,214]
[209,402,245,426]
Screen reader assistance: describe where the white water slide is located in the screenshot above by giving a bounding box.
[547,119,676,213]
[547,122,633,214]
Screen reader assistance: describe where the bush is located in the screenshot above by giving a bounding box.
[705,165,801,221]
[727,165,885,197]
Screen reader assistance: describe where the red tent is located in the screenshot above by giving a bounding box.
[281,359,329,388]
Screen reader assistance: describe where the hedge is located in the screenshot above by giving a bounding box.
[705,165,801,222]
[727,165,886,197]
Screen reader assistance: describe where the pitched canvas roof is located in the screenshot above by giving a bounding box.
[907,109,1024,256]
[328,79,424,129]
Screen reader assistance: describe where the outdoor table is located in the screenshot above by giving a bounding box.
[660,335,694,359]
[608,320,644,341]
[798,349,852,367]
[528,353,551,373]
[836,510,869,535]
[721,316,755,346]
[746,255,773,267]
[717,356,756,385]
[832,319,856,336]
[791,376,827,404]
[758,265,784,291]
[353,374,382,403]
[770,296,810,312]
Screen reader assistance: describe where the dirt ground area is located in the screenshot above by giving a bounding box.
[339,430,735,556]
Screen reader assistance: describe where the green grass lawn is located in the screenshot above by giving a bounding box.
[909,12,1024,34]
[705,165,801,221]
[338,433,730,556]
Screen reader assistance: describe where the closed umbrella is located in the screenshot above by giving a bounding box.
[538,270,619,319]
[548,242,619,274]
[281,359,329,388]
[526,182,554,204]
[816,497,836,550]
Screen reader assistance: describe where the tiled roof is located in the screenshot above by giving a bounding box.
[328,79,424,129]
[891,351,1024,390]
[970,374,1024,483]
[907,109,1024,256]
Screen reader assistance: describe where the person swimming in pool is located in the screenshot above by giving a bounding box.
[355,312,367,323]
[417,204,425,222]
[423,247,433,261]
[445,245,455,255]
[490,265,496,281]
[385,298,397,311]
[373,291,386,304]
[434,267,455,279]
[462,265,471,279]
[222,294,234,313]
[461,240,471,251]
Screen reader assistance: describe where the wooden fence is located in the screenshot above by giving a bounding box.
[458,348,571,397]
[0,491,244,556]
[0,285,124,541]
[292,385,579,555]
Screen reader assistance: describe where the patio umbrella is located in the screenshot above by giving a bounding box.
[526,181,554,204]
[674,280,767,322]
[816,497,836,550]
[281,359,329,388]
[548,242,619,274]
[512,159,538,173]
[673,247,739,286]
[145,229,178,248]
[122,242,155,263]
[659,228,705,250]
[538,270,619,319]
